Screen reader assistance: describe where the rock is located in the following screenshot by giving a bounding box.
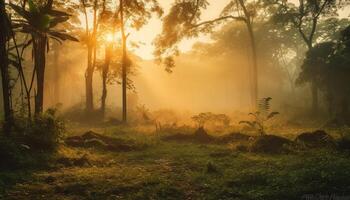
[250,135,292,153]
[295,130,335,148]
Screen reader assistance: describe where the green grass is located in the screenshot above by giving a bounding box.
[2,125,350,199]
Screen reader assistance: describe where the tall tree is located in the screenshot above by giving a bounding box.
[117,0,162,123]
[10,0,78,115]
[267,0,343,113]
[100,41,112,117]
[0,0,13,130]
[155,0,264,110]
[297,26,350,122]
[80,0,96,113]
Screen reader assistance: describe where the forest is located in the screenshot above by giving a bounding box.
[0,0,350,199]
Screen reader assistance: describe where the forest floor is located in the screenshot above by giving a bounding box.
[1,124,350,200]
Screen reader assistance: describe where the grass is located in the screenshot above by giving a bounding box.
[1,125,350,199]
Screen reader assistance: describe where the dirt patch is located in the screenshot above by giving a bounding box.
[162,128,253,144]
[250,135,292,154]
[295,130,335,148]
[65,131,145,152]
[162,127,215,143]
[56,154,91,167]
[337,138,350,151]
[216,132,253,144]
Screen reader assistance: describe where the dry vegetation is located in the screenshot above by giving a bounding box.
[2,121,350,199]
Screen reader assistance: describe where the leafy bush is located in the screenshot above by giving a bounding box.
[14,108,65,152]
[0,137,23,169]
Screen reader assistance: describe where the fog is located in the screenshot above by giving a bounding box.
[40,38,310,120]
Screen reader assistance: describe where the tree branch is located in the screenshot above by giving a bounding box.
[192,15,246,29]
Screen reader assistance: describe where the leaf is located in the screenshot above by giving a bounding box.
[239,121,255,128]
[267,112,279,120]
[48,31,79,42]
[9,3,31,21]
[28,0,39,13]
[22,39,33,52]
[8,58,20,69]
[50,36,63,44]
[49,16,69,28]
[47,9,71,17]
[40,14,51,30]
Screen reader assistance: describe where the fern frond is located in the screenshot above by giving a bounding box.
[267,112,279,120]
[239,121,255,128]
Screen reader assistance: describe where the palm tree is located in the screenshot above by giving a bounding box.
[10,0,78,115]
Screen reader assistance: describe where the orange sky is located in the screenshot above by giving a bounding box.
[130,0,231,59]
[131,0,349,60]
[79,0,349,60]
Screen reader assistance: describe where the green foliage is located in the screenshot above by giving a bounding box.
[297,25,350,119]
[0,108,64,170]
[10,1,78,42]
[154,0,209,72]
[0,137,23,169]
[239,97,279,135]
[14,108,65,152]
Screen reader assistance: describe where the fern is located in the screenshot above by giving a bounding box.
[239,97,279,135]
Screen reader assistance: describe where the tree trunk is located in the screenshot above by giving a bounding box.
[238,0,258,111]
[0,0,13,131]
[120,0,127,123]
[34,36,47,115]
[341,96,349,123]
[85,44,94,112]
[101,45,111,117]
[311,81,318,114]
[246,21,258,111]
[53,43,60,105]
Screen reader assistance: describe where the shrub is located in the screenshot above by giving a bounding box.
[0,137,23,169]
[14,108,65,152]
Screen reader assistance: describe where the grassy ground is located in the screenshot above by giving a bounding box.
[1,125,350,200]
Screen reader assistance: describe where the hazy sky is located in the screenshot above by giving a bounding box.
[131,0,231,59]
[78,0,349,59]
[130,0,349,59]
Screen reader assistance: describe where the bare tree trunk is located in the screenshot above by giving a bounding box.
[53,43,60,105]
[101,45,111,117]
[34,36,47,115]
[0,0,13,131]
[246,22,258,110]
[311,80,318,114]
[81,0,94,113]
[120,0,127,123]
[85,44,94,112]
[238,0,258,110]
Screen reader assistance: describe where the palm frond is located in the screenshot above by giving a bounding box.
[48,31,79,42]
